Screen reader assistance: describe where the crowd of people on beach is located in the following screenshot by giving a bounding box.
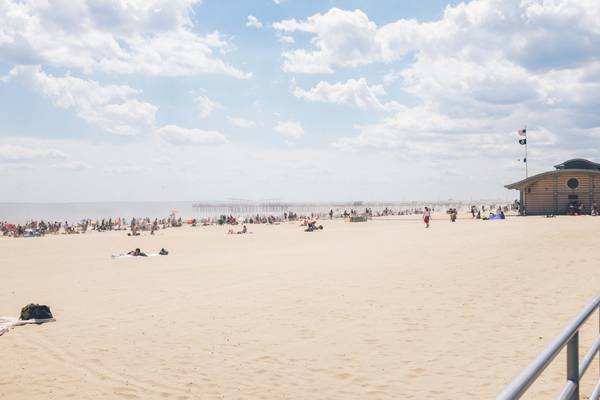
[2,199,557,238]
[0,220,64,237]
[419,204,509,228]
[2,204,521,238]
[467,205,508,220]
[207,210,341,226]
[566,201,600,216]
[1,214,184,238]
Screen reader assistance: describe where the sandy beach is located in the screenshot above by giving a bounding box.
[1,214,600,399]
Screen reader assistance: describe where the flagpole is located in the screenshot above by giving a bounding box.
[525,125,528,178]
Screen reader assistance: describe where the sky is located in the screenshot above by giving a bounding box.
[1,0,599,202]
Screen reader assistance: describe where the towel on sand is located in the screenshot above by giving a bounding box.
[0,317,55,337]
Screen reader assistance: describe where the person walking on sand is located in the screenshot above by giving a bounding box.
[423,207,431,228]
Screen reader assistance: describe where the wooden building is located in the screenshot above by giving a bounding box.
[505,159,600,215]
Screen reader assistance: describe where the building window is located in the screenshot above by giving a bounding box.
[567,178,579,189]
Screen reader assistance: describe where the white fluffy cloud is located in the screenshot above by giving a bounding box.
[273,2,600,160]
[278,35,295,44]
[246,15,263,29]
[4,66,232,143]
[0,142,90,170]
[0,0,249,78]
[332,105,489,152]
[6,65,158,135]
[273,8,385,73]
[273,2,600,74]
[157,125,227,145]
[195,94,223,119]
[274,121,304,139]
[293,78,390,110]
[0,143,66,163]
[228,117,257,129]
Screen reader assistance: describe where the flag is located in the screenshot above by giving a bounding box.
[519,138,527,145]
[518,128,527,136]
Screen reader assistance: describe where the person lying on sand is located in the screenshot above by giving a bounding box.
[113,248,167,258]
[304,221,323,232]
[127,248,147,257]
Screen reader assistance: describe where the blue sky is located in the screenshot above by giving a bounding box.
[1,0,599,202]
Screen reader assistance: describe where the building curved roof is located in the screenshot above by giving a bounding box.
[554,158,600,170]
[505,168,600,190]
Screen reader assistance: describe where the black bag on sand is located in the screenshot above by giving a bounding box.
[20,304,53,320]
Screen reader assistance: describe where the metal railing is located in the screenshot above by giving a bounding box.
[497,293,600,400]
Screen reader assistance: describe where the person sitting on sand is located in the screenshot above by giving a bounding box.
[159,248,169,256]
[127,248,147,257]
[237,225,248,234]
[568,201,580,216]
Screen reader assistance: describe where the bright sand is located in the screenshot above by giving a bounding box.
[1,215,600,399]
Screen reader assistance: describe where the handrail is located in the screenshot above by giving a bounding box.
[579,336,600,379]
[497,293,600,400]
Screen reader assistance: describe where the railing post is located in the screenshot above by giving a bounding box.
[567,332,580,400]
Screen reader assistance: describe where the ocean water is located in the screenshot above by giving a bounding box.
[0,202,194,224]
